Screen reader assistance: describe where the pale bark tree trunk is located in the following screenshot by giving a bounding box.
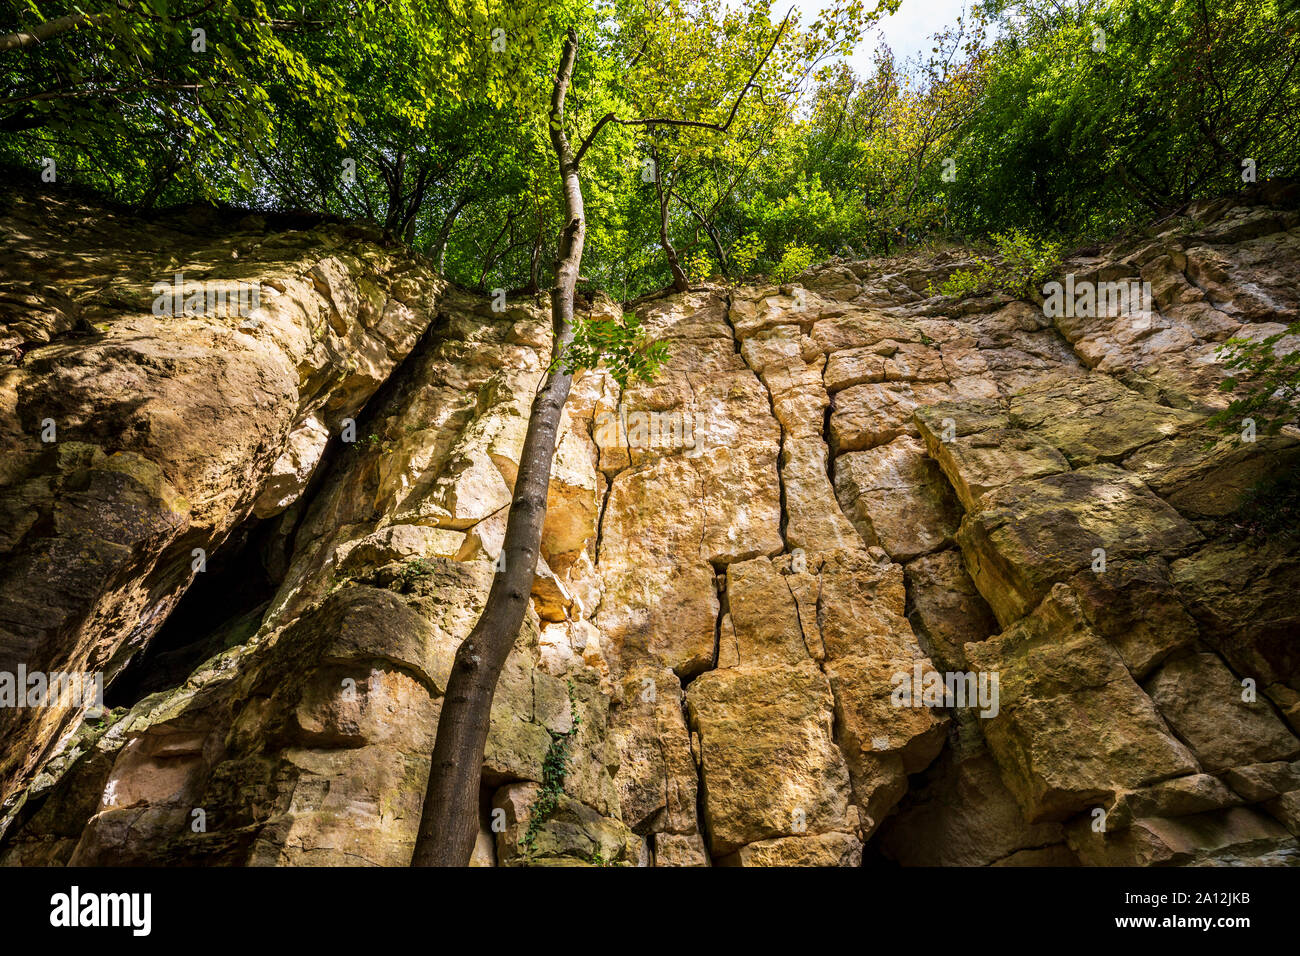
[0,13,107,53]
[411,10,789,865]
[411,26,587,868]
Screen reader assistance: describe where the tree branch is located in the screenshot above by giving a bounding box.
[572,7,792,166]
[0,13,108,53]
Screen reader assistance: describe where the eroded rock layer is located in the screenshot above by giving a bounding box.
[2,183,1299,866]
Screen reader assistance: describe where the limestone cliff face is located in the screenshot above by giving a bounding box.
[2,183,1299,867]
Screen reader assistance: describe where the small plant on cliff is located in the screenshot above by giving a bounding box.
[519,681,582,853]
[685,249,714,285]
[349,433,384,454]
[394,558,434,592]
[1211,320,1300,437]
[729,232,765,277]
[772,241,817,282]
[989,229,1062,298]
[1220,473,1300,543]
[931,262,993,298]
[931,229,1061,300]
[86,706,127,734]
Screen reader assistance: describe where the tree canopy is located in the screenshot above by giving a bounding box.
[3,0,1297,296]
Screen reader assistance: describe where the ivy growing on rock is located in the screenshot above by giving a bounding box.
[519,680,582,854]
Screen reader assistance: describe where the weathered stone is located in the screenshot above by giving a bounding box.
[725,557,813,666]
[253,414,331,517]
[904,549,999,672]
[1144,653,1300,772]
[1123,432,1300,517]
[1008,375,1199,466]
[814,548,913,661]
[492,783,646,867]
[1171,538,1300,690]
[608,667,699,837]
[72,584,456,866]
[686,661,853,855]
[810,308,912,353]
[689,369,785,564]
[826,653,947,832]
[827,654,948,775]
[720,831,863,867]
[469,822,496,867]
[965,585,1199,822]
[1068,806,1296,866]
[915,409,1070,513]
[1265,791,1300,836]
[831,378,997,454]
[835,436,961,560]
[824,346,889,391]
[754,355,830,441]
[956,464,1203,627]
[1223,761,1300,803]
[1104,774,1241,830]
[336,524,466,574]
[652,831,710,866]
[1065,558,1198,678]
[878,714,1066,866]
[730,288,823,339]
[1269,684,1300,736]
[781,437,863,553]
[595,457,718,678]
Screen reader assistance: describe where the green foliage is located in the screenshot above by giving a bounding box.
[946,0,1299,238]
[714,0,1298,268]
[551,311,669,388]
[772,241,816,282]
[987,228,1062,298]
[934,263,994,298]
[1,0,361,203]
[4,0,1295,296]
[394,558,435,591]
[520,681,582,853]
[685,249,713,284]
[1219,472,1300,543]
[349,433,383,453]
[1210,321,1300,436]
[88,708,121,732]
[932,228,1061,299]
[729,232,764,276]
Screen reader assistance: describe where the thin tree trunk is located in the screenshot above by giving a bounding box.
[411,26,587,868]
[433,192,472,273]
[527,205,545,294]
[477,210,515,291]
[653,150,691,292]
[381,151,407,237]
[401,168,430,245]
[137,143,185,211]
[681,192,728,276]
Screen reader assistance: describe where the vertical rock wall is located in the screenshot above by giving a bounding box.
[2,183,1299,866]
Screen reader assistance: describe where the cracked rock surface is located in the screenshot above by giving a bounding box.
[3,183,1299,866]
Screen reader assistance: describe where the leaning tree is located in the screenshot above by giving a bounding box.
[412,0,885,867]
